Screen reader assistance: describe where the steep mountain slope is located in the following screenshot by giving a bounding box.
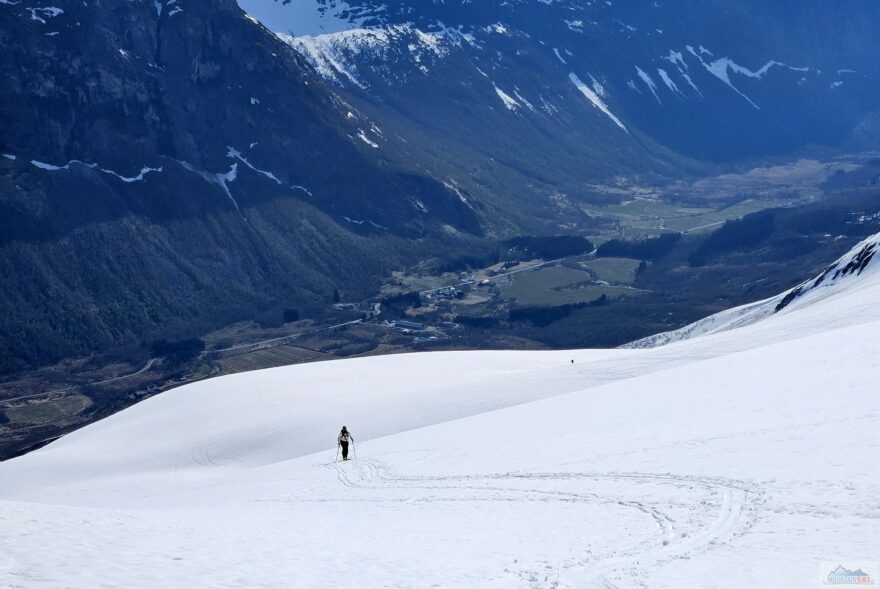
[627,231,880,347]
[1,231,878,587]
[240,0,880,209]
[4,1,878,374]
[0,0,479,373]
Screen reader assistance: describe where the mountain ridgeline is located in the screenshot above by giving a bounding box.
[245,0,880,197]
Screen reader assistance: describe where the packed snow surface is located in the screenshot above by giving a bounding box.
[1,236,879,587]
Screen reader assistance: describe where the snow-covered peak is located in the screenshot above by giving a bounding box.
[627,231,880,348]
[278,23,475,87]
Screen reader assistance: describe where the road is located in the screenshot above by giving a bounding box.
[0,358,158,405]
[681,219,728,233]
[205,319,365,355]
[2,314,372,407]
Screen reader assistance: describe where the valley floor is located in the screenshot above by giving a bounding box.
[1,253,879,588]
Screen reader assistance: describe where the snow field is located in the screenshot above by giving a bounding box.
[1,235,879,587]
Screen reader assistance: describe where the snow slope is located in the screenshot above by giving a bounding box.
[1,237,879,587]
[627,232,880,348]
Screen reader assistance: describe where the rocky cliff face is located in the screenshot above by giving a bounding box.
[0,0,479,373]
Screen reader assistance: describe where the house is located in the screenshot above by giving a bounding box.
[394,320,426,331]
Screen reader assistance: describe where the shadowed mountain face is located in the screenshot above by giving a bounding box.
[0,0,480,373]
[245,0,880,164]
[2,0,880,374]
[0,0,480,236]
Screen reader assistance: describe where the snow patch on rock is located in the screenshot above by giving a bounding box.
[31,159,162,183]
[657,68,683,96]
[357,130,380,148]
[226,146,281,184]
[280,24,473,87]
[569,72,628,132]
[686,45,810,110]
[635,66,662,104]
[494,84,521,111]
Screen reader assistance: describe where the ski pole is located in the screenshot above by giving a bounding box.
[352,439,357,461]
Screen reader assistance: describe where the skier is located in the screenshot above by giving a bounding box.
[337,426,353,461]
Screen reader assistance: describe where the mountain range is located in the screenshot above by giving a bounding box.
[3,6,880,581]
[245,0,880,170]
[2,0,880,373]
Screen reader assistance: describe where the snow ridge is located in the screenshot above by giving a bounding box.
[178,160,243,214]
[626,231,880,348]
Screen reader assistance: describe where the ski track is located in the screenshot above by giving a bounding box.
[315,455,760,588]
[190,442,224,469]
[4,235,879,587]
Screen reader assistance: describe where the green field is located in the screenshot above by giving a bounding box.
[580,258,641,284]
[5,395,91,425]
[663,199,777,233]
[589,199,692,219]
[501,265,633,306]
[599,198,658,216]
[218,345,326,373]
[586,197,780,237]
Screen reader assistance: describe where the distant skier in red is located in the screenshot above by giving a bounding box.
[337,426,353,461]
